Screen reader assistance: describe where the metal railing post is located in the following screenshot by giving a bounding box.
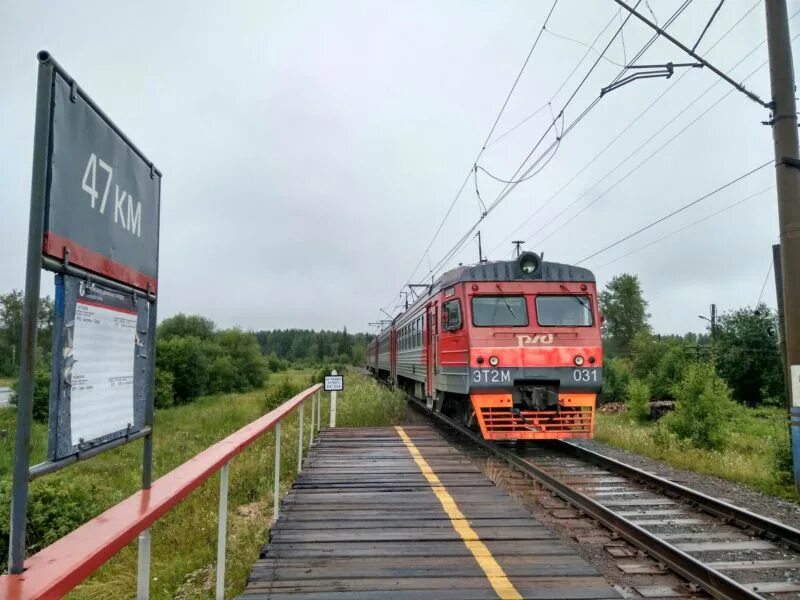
[316,391,321,432]
[273,422,281,522]
[136,529,151,599]
[297,401,304,472]
[215,463,230,600]
[309,394,315,446]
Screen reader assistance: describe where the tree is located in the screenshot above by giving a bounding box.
[599,274,650,356]
[713,304,784,407]
[0,290,24,375]
[157,314,216,341]
[665,362,735,450]
[156,336,210,403]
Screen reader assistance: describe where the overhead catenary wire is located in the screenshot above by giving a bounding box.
[486,12,623,150]
[531,37,787,249]
[382,0,560,314]
[427,0,694,282]
[574,159,774,266]
[692,0,725,53]
[757,261,774,306]
[483,0,691,219]
[491,0,764,254]
[614,0,769,107]
[592,185,775,270]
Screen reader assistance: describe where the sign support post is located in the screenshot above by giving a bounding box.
[324,370,344,428]
[9,51,162,574]
[8,55,54,575]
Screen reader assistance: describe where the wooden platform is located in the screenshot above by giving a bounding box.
[238,426,619,600]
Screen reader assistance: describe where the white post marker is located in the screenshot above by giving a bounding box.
[324,370,344,428]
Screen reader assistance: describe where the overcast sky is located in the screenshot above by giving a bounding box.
[2,0,799,335]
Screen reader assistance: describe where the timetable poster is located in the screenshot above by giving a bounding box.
[69,300,137,446]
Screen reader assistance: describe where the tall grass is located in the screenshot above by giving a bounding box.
[1,369,406,598]
[595,406,794,500]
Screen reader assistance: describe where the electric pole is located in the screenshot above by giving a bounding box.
[711,303,717,341]
[765,0,800,493]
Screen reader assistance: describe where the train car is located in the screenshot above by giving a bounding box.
[368,252,602,441]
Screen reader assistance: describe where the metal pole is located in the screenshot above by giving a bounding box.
[309,393,316,446]
[9,57,53,574]
[273,422,281,522]
[297,401,304,472]
[215,463,229,600]
[766,0,800,495]
[316,391,321,432]
[774,244,791,411]
[137,297,158,597]
[136,529,151,600]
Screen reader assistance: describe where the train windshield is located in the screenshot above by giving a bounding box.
[536,295,593,326]
[471,296,528,327]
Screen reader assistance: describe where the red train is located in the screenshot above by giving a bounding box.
[367,252,603,441]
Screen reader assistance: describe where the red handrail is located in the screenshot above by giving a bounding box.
[0,383,322,600]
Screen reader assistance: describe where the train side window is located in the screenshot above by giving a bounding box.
[442,300,462,332]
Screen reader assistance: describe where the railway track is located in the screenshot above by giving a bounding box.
[408,397,800,600]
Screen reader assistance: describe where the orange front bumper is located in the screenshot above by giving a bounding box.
[471,392,595,441]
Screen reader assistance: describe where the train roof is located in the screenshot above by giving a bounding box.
[436,258,595,289]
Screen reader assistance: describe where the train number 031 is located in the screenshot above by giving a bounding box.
[572,369,597,382]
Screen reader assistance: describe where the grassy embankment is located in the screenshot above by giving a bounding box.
[0,370,405,599]
[595,407,794,499]
[0,377,15,388]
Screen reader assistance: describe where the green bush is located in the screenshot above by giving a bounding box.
[10,367,51,423]
[625,378,651,424]
[310,364,347,385]
[156,336,211,403]
[154,367,175,408]
[601,358,631,404]
[665,362,735,450]
[0,477,103,571]
[263,378,305,412]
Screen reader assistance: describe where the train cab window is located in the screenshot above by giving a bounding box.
[471,296,528,327]
[536,295,593,326]
[441,300,462,331]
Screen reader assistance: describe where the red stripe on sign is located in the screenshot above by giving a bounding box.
[77,299,138,316]
[43,232,157,293]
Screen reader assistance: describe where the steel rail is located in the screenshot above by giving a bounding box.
[408,397,763,600]
[557,440,800,552]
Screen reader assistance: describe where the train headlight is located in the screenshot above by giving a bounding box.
[489,356,499,367]
[574,355,584,366]
[518,251,541,275]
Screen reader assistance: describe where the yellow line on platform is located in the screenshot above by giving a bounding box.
[395,426,522,600]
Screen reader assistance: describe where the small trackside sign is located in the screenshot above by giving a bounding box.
[324,375,344,392]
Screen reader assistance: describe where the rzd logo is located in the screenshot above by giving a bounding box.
[516,334,555,346]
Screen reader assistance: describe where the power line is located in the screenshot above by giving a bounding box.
[481,0,647,210]
[543,28,625,68]
[614,0,769,107]
[758,261,774,306]
[692,0,725,53]
[532,41,781,248]
[384,1,560,313]
[592,185,774,269]
[426,0,694,281]
[490,0,763,254]
[486,12,622,149]
[574,159,774,265]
